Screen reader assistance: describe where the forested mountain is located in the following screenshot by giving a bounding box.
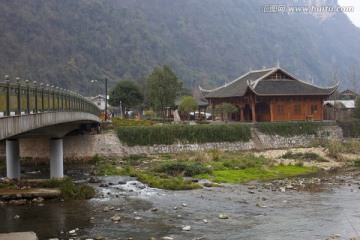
[0,0,359,95]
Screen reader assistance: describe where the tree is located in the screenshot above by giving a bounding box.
[146,65,184,118]
[221,102,238,123]
[109,80,144,117]
[352,97,360,120]
[178,96,198,121]
[349,65,358,95]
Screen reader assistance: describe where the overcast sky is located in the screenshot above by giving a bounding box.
[338,0,360,27]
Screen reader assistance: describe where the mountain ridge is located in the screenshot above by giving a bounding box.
[0,0,359,95]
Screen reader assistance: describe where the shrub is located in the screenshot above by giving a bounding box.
[209,149,222,161]
[112,117,151,127]
[117,124,251,146]
[157,161,212,176]
[116,165,202,190]
[222,154,267,170]
[337,120,360,138]
[281,151,328,162]
[42,177,96,200]
[122,154,148,165]
[353,159,360,167]
[95,163,123,175]
[326,139,344,160]
[256,122,322,137]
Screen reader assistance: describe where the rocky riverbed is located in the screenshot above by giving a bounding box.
[1,145,360,239]
[1,166,359,240]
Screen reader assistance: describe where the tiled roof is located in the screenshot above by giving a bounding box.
[251,79,337,96]
[200,67,337,98]
[201,68,274,98]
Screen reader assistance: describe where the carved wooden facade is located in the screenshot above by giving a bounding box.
[200,67,337,122]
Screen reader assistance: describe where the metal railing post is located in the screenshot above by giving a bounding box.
[25,79,30,114]
[45,84,49,111]
[56,87,60,111]
[51,85,55,111]
[33,81,38,113]
[60,88,63,111]
[40,83,44,112]
[5,75,10,116]
[16,77,21,115]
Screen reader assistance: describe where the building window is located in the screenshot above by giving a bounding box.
[97,102,101,106]
[294,105,301,115]
[276,105,284,115]
[311,105,318,114]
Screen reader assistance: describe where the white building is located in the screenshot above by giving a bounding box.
[89,94,109,111]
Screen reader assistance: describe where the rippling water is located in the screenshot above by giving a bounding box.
[0,166,359,240]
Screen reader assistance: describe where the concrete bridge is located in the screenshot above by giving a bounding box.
[0,76,101,179]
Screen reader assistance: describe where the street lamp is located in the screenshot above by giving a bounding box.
[91,78,108,121]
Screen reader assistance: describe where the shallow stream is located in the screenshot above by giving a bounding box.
[0,165,359,240]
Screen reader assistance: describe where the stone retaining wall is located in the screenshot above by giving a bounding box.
[0,125,344,163]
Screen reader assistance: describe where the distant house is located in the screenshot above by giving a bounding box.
[89,94,109,111]
[200,67,338,122]
[323,100,355,121]
[339,89,358,100]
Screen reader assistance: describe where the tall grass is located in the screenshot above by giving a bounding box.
[117,124,251,146]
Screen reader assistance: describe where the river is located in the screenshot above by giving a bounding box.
[0,165,359,240]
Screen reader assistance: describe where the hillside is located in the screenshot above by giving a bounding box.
[0,0,359,95]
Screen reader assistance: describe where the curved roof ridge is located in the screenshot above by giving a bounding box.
[249,67,277,73]
[198,69,253,93]
[250,67,279,89]
[296,78,339,90]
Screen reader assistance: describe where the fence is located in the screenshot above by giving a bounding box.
[0,76,99,117]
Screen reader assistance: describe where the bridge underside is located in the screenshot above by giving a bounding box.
[2,111,100,179]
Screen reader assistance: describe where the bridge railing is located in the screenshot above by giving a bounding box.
[0,76,100,117]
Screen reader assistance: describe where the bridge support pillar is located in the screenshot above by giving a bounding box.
[50,138,63,179]
[6,139,20,180]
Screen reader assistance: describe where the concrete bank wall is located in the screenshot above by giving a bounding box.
[0,125,341,163]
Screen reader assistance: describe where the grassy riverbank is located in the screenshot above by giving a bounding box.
[93,150,325,190]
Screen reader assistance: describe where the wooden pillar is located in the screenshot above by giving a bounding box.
[240,102,244,122]
[320,97,324,121]
[211,101,215,121]
[288,97,292,121]
[220,104,223,121]
[270,100,273,122]
[251,96,256,123]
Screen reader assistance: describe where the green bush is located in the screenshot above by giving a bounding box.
[157,161,212,176]
[122,154,148,165]
[95,163,123,175]
[117,124,251,146]
[42,177,96,200]
[42,178,63,188]
[222,154,267,169]
[148,117,173,123]
[336,120,360,138]
[256,122,322,137]
[281,151,328,162]
[116,165,202,190]
[112,117,152,127]
[326,139,344,159]
[353,159,360,167]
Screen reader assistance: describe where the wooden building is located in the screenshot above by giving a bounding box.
[200,67,337,122]
[339,89,358,100]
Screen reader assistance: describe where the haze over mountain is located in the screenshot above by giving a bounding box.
[0,0,359,95]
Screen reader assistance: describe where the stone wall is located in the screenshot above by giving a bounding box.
[0,125,344,163]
